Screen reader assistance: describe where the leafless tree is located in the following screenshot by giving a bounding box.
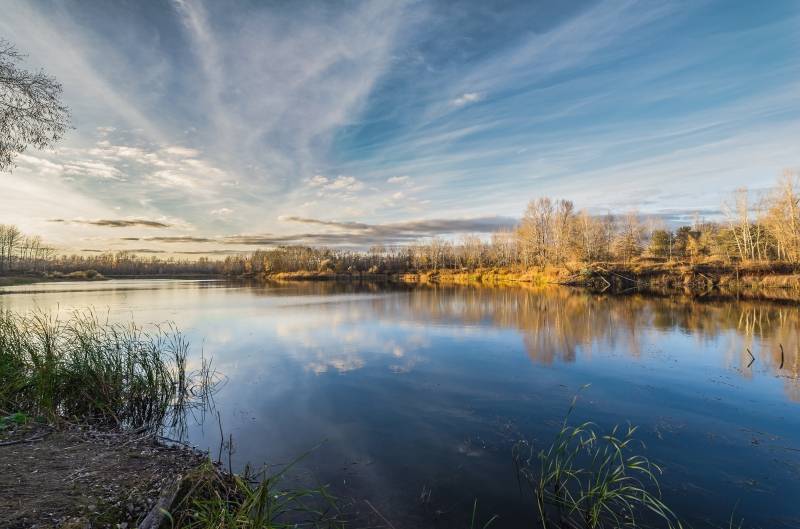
[1,39,70,171]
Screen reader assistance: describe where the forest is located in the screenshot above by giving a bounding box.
[214,172,800,276]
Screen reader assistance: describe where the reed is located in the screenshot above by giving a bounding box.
[513,394,683,529]
[0,309,213,431]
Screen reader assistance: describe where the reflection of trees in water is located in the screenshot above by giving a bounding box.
[386,285,800,400]
[249,281,800,400]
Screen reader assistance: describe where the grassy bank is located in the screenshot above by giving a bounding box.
[263,260,800,300]
[0,310,206,429]
[0,270,106,287]
[264,267,565,285]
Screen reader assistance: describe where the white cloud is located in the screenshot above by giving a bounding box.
[325,176,363,191]
[211,207,233,217]
[387,175,410,184]
[306,175,330,187]
[451,92,483,107]
[306,175,364,193]
[63,160,124,180]
[162,146,201,157]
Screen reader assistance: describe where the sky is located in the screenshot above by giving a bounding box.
[1,0,799,255]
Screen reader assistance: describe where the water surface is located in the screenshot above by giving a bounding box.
[2,279,799,528]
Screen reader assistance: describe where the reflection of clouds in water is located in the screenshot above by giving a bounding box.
[293,327,430,375]
[305,353,365,375]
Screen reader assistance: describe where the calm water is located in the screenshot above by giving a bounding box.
[2,279,799,528]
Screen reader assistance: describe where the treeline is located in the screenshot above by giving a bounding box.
[3,173,799,278]
[223,173,800,275]
[0,228,222,276]
[52,253,222,276]
[0,225,54,272]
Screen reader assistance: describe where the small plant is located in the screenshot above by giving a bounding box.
[513,394,682,529]
[469,498,498,529]
[0,411,29,430]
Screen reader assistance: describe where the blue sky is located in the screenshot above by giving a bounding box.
[1,0,799,253]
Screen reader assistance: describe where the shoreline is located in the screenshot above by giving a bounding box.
[0,272,225,288]
[259,261,800,300]
[0,421,208,529]
[5,261,800,301]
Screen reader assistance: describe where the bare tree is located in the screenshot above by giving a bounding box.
[613,212,644,262]
[1,39,70,171]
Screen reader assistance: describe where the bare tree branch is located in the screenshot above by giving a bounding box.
[0,38,71,171]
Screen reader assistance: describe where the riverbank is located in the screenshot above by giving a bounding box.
[556,260,800,297]
[0,270,106,287]
[0,310,345,528]
[263,261,800,300]
[0,420,205,529]
[264,267,561,284]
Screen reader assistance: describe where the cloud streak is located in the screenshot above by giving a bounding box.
[125,215,519,249]
[50,218,172,228]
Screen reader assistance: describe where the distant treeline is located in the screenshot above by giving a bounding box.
[223,172,800,275]
[0,226,220,276]
[2,173,799,277]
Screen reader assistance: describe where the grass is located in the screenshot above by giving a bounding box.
[513,393,683,529]
[0,309,214,432]
[168,452,346,529]
[0,411,29,430]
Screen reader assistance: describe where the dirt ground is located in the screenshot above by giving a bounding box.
[0,422,205,529]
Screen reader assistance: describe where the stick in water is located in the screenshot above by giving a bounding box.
[365,499,397,529]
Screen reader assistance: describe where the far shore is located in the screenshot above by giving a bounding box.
[0,272,225,287]
[260,260,800,300]
[4,260,799,301]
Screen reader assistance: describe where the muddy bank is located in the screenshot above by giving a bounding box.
[0,421,205,529]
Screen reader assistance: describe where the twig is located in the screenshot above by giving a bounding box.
[746,348,755,368]
[779,344,784,370]
[365,499,397,529]
[0,432,49,446]
[595,265,638,284]
[157,435,199,450]
[696,272,713,283]
[216,410,224,464]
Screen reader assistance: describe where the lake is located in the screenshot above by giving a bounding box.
[1,279,798,528]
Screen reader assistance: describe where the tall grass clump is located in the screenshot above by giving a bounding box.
[0,309,213,431]
[513,395,683,529]
[169,456,346,529]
